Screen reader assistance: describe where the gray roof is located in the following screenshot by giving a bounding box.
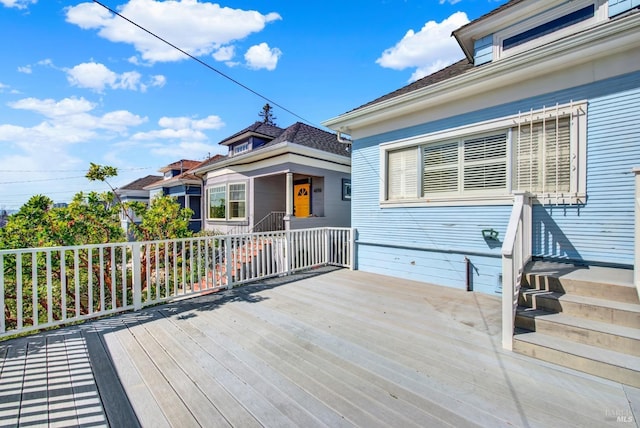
[265,122,350,156]
[118,175,163,191]
[219,121,284,146]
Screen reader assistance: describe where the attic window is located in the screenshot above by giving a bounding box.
[503,4,595,50]
[234,142,249,155]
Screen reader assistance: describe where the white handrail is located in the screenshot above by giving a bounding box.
[501,192,532,350]
[634,167,640,300]
[0,227,354,338]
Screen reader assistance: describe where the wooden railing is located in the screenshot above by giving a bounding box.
[635,167,640,300]
[501,192,532,350]
[0,227,354,338]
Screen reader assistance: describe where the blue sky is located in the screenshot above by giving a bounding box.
[0,0,506,209]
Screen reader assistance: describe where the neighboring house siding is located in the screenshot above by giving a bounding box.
[352,71,640,292]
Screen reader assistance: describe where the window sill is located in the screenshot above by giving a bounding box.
[380,193,586,207]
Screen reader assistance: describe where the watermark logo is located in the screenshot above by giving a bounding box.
[605,408,634,423]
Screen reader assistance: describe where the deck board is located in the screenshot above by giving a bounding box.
[1,267,638,427]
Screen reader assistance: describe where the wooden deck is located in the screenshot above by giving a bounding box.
[1,267,638,427]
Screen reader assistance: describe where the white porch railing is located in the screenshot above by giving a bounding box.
[0,227,354,339]
[635,167,640,300]
[501,192,532,350]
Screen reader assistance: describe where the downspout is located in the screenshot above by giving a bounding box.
[336,129,352,145]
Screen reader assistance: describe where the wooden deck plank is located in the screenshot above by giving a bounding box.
[109,315,201,427]
[274,271,627,426]
[95,318,172,428]
[218,301,469,428]
[119,312,234,427]
[81,326,137,427]
[1,268,638,427]
[0,340,25,427]
[160,303,355,428]
[270,270,632,422]
[201,300,453,428]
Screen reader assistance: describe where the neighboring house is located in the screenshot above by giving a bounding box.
[192,121,351,234]
[114,174,162,237]
[144,159,214,233]
[324,0,640,294]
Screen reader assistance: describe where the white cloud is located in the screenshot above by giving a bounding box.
[66,0,282,63]
[66,61,165,93]
[213,46,235,62]
[376,11,469,82]
[0,0,36,9]
[133,115,225,141]
[439,0,462,4]
[244,43,282,71]
[17,65,32,74]
[149,140,218,159]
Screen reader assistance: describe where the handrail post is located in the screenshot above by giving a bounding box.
[501,191,530,351]
[349,228,356,270]
[634,167,640,300]
[225,236,233,289]
[132,243,142,311]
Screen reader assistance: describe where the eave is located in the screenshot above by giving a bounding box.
[323,13,640,135]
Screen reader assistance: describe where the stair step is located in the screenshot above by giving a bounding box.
[524,262,637,304]
[516,308,640,356]
[519,289,640,328]
[513,331,640,388]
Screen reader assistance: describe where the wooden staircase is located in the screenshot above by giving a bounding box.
[513,261,640,387]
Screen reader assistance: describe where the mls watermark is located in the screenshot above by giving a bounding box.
[605,408,634,423]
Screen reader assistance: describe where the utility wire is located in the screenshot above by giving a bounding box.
[91,0,316,126]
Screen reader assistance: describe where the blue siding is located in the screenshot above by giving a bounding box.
[532,85,640,265]
[609,0,640,17]
[474,35,493,65]
[352,72,640,292]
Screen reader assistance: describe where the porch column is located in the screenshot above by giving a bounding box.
[284,172,294,230]
[634,167,640,300]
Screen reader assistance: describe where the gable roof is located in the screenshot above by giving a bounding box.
[218,121,284,146]
[117,175,163,191]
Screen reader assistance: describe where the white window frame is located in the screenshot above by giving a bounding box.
[379,101,587,207]
[207,181,248,221]
[233,142,249,155]
[494,0,607,61]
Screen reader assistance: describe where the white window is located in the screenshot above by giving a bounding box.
[234,142,249,155]
[208,185,226,219]
[228,183,246,219]
[381,101,586,206]
[207,182,247,220]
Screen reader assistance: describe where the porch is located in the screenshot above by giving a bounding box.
[1,268,637,427]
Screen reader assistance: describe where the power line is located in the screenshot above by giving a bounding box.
[0,167,153,173]
[91,0,316,126]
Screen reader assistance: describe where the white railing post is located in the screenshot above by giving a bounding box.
[501,191,530,351]
[132,243,142,311]
[286,230,293,275]
[634,167,640,300]
[225,236,233,289]
[324,228,330,265]
[349,228,356,270]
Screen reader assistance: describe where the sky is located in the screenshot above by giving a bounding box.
[0,0,507,210]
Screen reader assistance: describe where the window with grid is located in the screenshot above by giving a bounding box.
[228,183,246,219]
[382,101,585,205]
[513,116,571,195]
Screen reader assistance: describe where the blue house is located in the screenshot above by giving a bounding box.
[324,0,640,384]
[144,159,209,233]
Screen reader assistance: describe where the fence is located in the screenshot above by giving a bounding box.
[0,227,354,338]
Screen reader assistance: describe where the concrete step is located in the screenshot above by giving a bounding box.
[523,261,637,304]
[519,289,640,329]
[515,308,640,357]
[513,331,640,388]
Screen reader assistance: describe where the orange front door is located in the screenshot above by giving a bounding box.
[294,183,311,217]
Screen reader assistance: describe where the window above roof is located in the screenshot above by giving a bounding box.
[493,0,607,62]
